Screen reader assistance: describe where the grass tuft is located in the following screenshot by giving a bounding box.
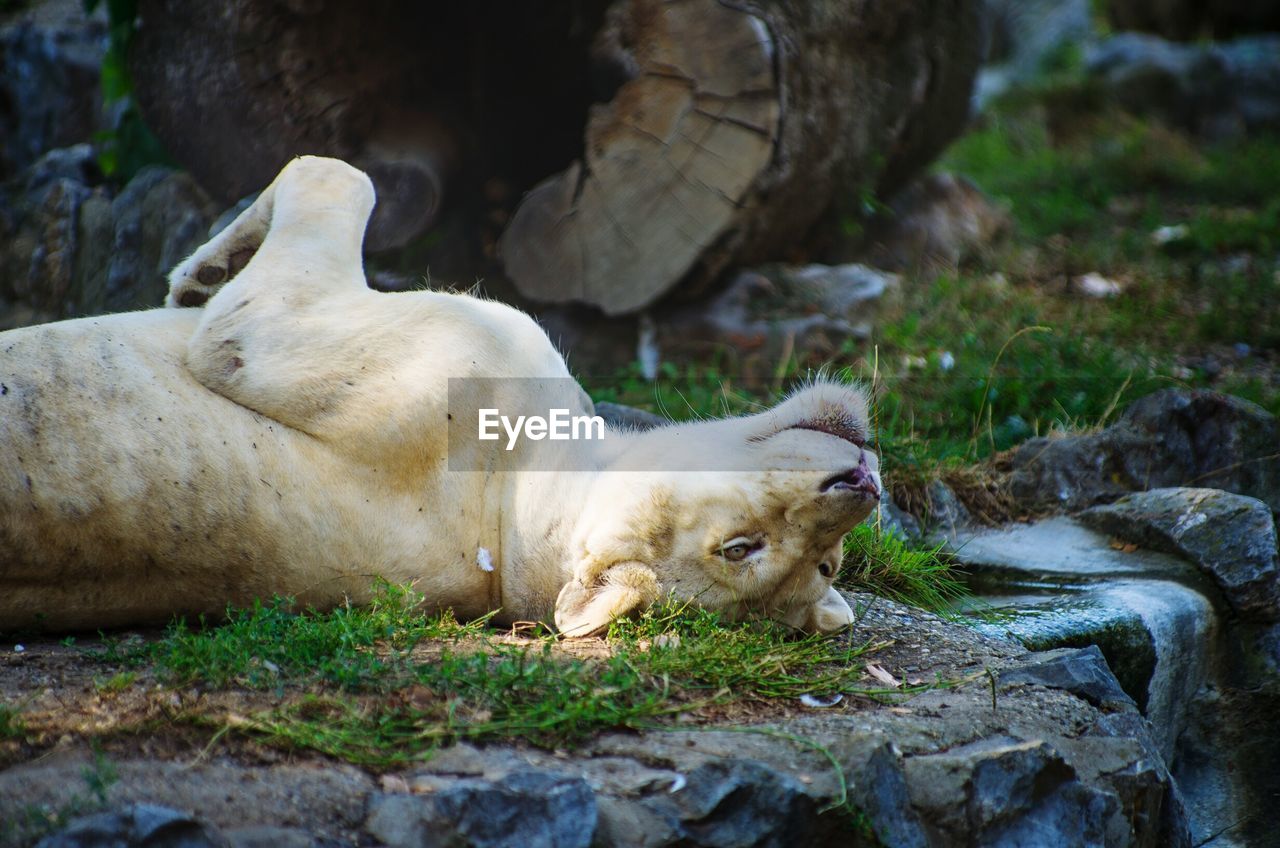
[119,584,946,768]
[842,525,967,613]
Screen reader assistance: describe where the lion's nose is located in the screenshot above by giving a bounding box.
[819,453,880,499]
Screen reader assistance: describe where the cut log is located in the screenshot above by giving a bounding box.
[499,0,780,315]
[500,0,984,315]
[128,0,984,314]
[129,1,608,251]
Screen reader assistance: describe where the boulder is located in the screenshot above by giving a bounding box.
[658,264,899,369]
[1080,488,1280,620]
[857,173,1011,272]
[0,18,107,181]
[1009,389,1280,516]
[1086,34,1280,138]
[999,645,1138,712]
[902,737,1114,847]
[101,166,219,313]
[366,770,596,848]
[0,156,217,325]
[536,262,900,375]
[35,803,229,848]
[977,0,1094,105]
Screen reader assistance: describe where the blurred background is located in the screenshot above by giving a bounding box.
[1,0,1278,479]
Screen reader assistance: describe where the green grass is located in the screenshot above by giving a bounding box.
[115,583,938,768]
[148,581,483,691]
[842,525,966,612]
[0,703,26,740]
[93,671,138,694]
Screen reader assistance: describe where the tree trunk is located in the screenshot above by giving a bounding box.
[129,0,983,314]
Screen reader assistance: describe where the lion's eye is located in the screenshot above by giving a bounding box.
[717,537,758,562]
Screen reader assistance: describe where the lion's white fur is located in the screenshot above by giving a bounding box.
[0,157,880,635]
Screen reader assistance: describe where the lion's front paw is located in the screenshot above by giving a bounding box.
[166,243,258,308]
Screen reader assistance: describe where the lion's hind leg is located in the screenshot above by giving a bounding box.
[166,181,278,309]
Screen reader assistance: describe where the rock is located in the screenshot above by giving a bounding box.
[977,0,1094,105]
[1080,488,1280,620]
[20,144,103,194]
[1084,712,1191,848]
[1010,389,1280,516]
[0,159,217,324]
[903,737,1114,846]
[877,490,923,541]
[1086,34,1280,138]
[1106,0,1280,40]
[947,517,1215,759]
[594,401,666,433]
[1072,272,1123,298]
[661,264,899,370]
[103,166,218,312]
[1174,684,1280,847]
[639,759,820,848]
[0,169,93,313]
[0,17,107,181]
[365,769,596,848]
[923,479,972,535]
[847,742,930,848]
[858,173,1011,272]
[1000,645,1138,712]
[946,512,1280,845]
[36,803,229,848]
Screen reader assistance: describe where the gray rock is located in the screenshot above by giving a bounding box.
[1000,645,1138,712]
[365,769,596,848]
[859,173,1011,271]
[21,144,102,194]
[923,479,971,535]
[640,759,819,848]
[0,172,93,311]
[1080,488,1280,620]
[658,264,899,370]
[0,19,107,180]
[1086,712,1191,848]
[977,0,1093,105]
[877,490,923,540]
[948,517,1217,760]
[1086,34,1280,138]
[593,796,679,848]
[594,401,667,433]
[903,737,1114,846]
[103,167,218,313]
[847,742,929,848]
[0,159,217,325]
[1010,389,1280,516]
[36,803,229,848]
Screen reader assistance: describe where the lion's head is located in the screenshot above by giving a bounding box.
[555,381,880,636]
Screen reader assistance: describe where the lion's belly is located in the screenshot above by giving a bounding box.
[0,310,491,631]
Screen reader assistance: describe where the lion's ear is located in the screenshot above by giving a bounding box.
[554,562,660,637]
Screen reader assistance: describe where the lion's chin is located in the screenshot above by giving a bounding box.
[772,587,854,634]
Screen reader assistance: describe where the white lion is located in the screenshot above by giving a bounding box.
[0,157,881,636]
